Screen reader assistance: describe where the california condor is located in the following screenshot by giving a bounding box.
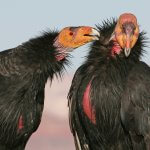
[68,13,148,149]
[0,26,100,150]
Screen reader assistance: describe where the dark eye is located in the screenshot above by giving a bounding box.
[69,32,73,36]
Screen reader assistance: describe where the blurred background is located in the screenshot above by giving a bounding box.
[0,0,150,149]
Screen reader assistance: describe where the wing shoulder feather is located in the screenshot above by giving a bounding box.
[68,65,90,150]
[68,65,85,132]
[121,62,150,148]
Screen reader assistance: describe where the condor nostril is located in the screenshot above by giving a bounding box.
[84,34,90,36]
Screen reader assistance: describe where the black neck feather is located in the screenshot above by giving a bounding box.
[20,31,69,82]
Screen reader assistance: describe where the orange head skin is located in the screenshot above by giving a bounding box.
[114,13,139,56]
[54,26,100,49]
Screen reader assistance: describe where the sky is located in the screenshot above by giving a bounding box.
[0,0,150,150]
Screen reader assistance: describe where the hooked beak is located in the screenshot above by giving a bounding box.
[83,28,100,41]
[124,47,131,57]
[88,28,100,40]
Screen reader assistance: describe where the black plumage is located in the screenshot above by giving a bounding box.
[0,31,68,150]
[121,61,150,150]
[68,17,149,150]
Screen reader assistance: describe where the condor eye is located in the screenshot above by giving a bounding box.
[69,32,73,36]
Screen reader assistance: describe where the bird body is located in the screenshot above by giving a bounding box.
[68,14,149,150]
[0,26,99,149]
[68,50,133,150]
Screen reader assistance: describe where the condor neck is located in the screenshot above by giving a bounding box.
[54,46,68,61]
[86,46,142,77]
[87,41,143,68]
[53,38,72,61]
[22,31,68,81]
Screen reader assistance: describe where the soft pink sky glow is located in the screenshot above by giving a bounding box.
[26,74,75,150]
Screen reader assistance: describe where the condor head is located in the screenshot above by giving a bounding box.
[114,13,139,57]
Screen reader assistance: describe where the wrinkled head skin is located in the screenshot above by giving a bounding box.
[114,13,139,57]
[54,26,100,50]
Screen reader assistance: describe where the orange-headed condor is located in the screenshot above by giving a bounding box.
[0,26,99,150]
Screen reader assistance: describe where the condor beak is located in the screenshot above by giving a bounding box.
[89,28,100,40]
[83,27,100,41]
[124,47,131,57]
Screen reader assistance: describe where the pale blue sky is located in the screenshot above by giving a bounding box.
[0,0,150,70]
